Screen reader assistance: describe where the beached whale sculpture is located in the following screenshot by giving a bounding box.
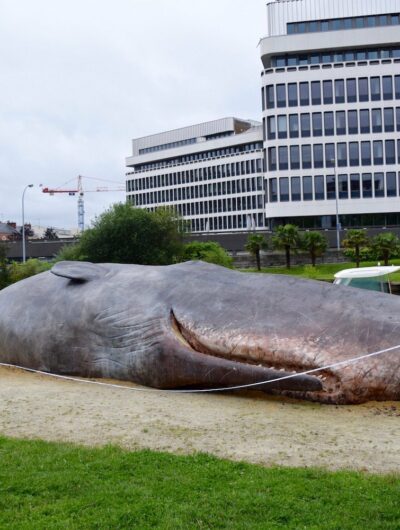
[0,260,399,404]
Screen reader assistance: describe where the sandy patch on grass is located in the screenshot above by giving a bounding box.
[0,366,399,474]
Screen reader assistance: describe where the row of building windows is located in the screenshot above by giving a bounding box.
[287,13,400,35]
[263,76,400,110]
[268,172,400,203]
[130,143,263,173]
[183,214,265,233]
[127,159,264,191]
[270,213,400,231]
[270,46,400,68]
[131,194,264,214]
[268,140,400,171]
[129,177,264,203]
[138,137,197,155]
[266,108,400,140]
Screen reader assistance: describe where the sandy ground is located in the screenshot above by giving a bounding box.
[1,366,399,474]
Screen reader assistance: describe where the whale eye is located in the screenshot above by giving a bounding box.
[51,261,106,282]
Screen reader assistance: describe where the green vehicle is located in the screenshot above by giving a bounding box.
[334,266,400,294]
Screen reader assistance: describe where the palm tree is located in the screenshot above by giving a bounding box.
[371,232,400,266]
[301,231,328,267]
[342,229,369,268]
[245,234,268,271]
[272,224,301,269]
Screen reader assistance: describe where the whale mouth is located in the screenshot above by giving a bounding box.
[170,312,342,399]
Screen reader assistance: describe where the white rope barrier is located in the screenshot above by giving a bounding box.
[0,342,399,394]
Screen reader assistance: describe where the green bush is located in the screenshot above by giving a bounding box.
[342,246,376,263]
[8,259,51,284]
[182,241,233,268]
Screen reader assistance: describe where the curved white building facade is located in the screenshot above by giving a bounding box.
[261,0,400,229]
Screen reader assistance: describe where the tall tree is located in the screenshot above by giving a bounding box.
[301,232,328,267]
[56,203,185,265]
[342,229,369,268]
[272,224,301,269]
[245,234,268,271]
[371,232,400,266]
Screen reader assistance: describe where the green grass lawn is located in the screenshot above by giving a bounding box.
[242,259,400,282]
[0,437,399,529]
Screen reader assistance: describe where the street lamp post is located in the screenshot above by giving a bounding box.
[330,159,340,251]
[22,184,34,263]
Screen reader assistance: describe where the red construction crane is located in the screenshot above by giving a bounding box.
[42,175,125,232]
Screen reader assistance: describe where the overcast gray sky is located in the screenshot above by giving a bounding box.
[0,0,267,230]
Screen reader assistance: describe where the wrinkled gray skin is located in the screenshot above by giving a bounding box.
[0,260,400,404]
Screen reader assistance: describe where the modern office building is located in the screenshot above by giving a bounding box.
[126,118,266,233]
[261,0,400,230]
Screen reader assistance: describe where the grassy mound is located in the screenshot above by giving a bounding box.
[0,437,399,529]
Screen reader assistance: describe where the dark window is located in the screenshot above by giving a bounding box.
[288,83,298,107]
[312,112,322,136]
[277,84,286,107]
[383,76,393,100]
[372,109,382,132]
[361,141,371,166]
[289,114,299,138]
[396,108,400,131]
[395,76,400,99]
[370,77,381,101]
[277,115,288,139]
[299,82,310,105]
[337,143,347,167]
[335,80,345,103]
[384,108,394,132]
[303,176,313,200]
[291,177,301,201]
[261,87,265,111]
[358,78,369,102]
[338,174,348,199]
[387,172,397,197]
[386,140,395,164]
[373,141,383,165]
[326,175,336,199]
[302,145,312,169]
[268,147,277,171]
[314,175,325,200]
[269,178,278,202]
[374,173,385,197]
[346,79,357,103]
[336,111,346,135]
[267,117,276,139]
[349,142,359,167]
[301,113,311,137]
[266,85,275,108]
[311,81,322,105]
[325,144,335,167]
[323,80,333,104]
[313,144,324,168]
[324,112,334,135]
[350,173,360,199]
[279,178,289,201]
[279,146,288,170]
[360,109,370,133]
[348,110,358,134]
[290,145,300,170]
[362,173,373,198]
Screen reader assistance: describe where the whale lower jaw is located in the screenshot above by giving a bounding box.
[170,311,348,399]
